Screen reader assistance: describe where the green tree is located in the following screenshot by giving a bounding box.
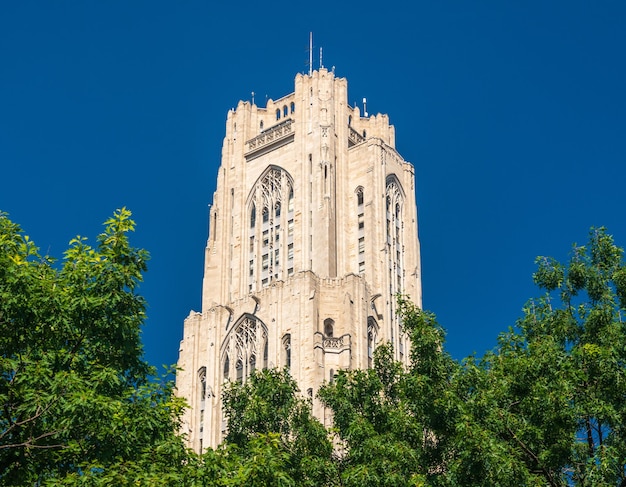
[318,343,424,486]
[222,368,337,486]
[456,228,626,486]
[0,209,191,485]
[318,301,461,487]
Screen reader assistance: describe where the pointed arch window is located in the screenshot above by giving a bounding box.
[356,186,365,273]
[198,367,207,404]
[223,356,230,380]
[248,167,294,290]
[385,176,405,357]
[367,317,379,369]
[282,334,291,369]
[324,318,334,337]
[222,316,268,384]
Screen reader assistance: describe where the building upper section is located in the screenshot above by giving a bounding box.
[221,68,397,161]
[203,67,420,311]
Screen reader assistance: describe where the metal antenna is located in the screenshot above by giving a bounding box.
[320,47,323,69]
[251,91,255,105]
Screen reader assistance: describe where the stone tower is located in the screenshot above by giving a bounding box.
[177,68,422,451]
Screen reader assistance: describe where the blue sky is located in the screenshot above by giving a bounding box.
[2,1,625,369]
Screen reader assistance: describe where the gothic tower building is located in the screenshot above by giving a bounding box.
[177,68,422,451]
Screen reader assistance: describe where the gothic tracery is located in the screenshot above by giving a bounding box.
[248,166,295,290]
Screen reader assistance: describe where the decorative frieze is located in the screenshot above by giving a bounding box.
[246,119,293,153]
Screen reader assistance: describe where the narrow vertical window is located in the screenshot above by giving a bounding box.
[223,355,230,381]
[357,187,365,273]
[198,367,207,404]
[283,334,291,369]
[276,109,281,120]
[236,360,243,382]
[386,176,404,358]
[288,188,294,212]
[324,318,334,337]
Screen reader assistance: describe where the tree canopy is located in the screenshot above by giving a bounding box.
[3,210,626,486]
[0,209,189,485]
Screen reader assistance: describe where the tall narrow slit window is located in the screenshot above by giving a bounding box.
[282,334,291,369]
[385,176,405,357]
[356,187,365,273]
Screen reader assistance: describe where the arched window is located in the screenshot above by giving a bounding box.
[367,317,378,369]
[348,115,352,126]
[260,120,264,131]
[324,318,334,337]
[222,316,268,384]
[247,167,295,289]
[363,130,367,138]
[283,105,288,117]
[385,176,405,356]
[288,188,294,212]
[290,102,295,113]
[356,187,365,273]
[282,334,291,369]
[223,356,229,380]
[276,108,281,120]
[198,366,207,446]
[198,367,207,402]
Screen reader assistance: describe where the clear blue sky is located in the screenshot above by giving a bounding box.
[2,1,625,369]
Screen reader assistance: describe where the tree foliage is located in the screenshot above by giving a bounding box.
[222,368,337,486]
[4,209,626,486]
[0,209,189,485]
[459,228,626,486]
[319,228,626,487]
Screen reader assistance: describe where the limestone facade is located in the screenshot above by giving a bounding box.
[176,68,422,451]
